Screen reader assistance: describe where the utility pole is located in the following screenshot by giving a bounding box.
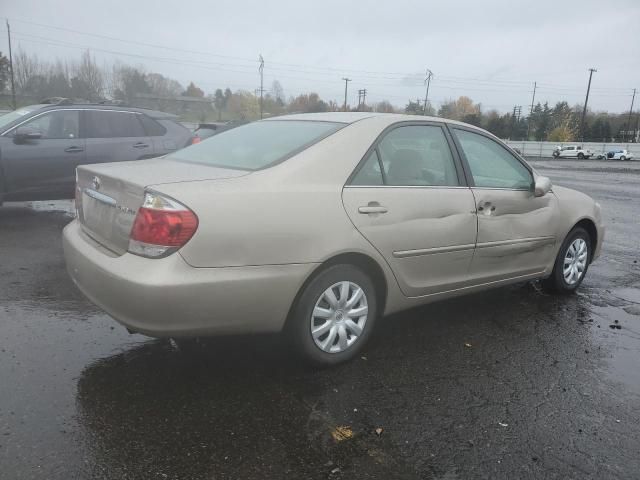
[525,81,537,140]
[509,105,522,140]
[342,78,351,111]
[258,54,264,119]
[625,88,636,142]
[579,68,597,143]
[6,20,16,110]
[357,89,367,110]
[423,69,433,116]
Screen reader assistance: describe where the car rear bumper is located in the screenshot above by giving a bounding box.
[63,220,317,337]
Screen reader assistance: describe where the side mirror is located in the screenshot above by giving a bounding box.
[534,175,552,197]
[13,127,43,143]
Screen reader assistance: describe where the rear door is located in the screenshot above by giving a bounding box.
[83,110,154,165]
[342,122,478,297]
[1,109,84,199]
[450,126,558,282]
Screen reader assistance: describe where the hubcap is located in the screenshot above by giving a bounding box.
[310,281,368,354]
[563,238,588,285]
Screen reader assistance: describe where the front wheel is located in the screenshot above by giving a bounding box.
[542,227,591,293]
[578,152,585,159]
[288,264,377,366]
[620,156,627,161]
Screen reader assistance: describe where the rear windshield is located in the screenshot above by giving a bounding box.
[169,120,344,170]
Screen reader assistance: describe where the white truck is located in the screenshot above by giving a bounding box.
[552,145,593,159]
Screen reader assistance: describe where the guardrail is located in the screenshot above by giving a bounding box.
[504,141,637,157]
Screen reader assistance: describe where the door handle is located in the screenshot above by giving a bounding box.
[64,146,84,153]
[133,142,150,148]
[358,205,388,214]
[477,202,496,214]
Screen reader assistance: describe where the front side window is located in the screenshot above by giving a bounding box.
[0,107,38,130]
[169,120,344,170]
[19,110,79,139]
[85,111,146,138]
[351,125,459,187]
[453,129,532,189]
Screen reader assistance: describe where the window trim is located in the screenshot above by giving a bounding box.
[345,121,468,188]
[447,124,534,191]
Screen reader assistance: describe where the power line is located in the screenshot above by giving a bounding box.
[6,17,637,95]
[5,20,634,113]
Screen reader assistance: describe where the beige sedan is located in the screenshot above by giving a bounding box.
[63,113,604,365]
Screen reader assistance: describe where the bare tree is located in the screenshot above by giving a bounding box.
[72,50,104,100]
[13,49,42,93]
[375,100,396,113]
[270,80,285,104]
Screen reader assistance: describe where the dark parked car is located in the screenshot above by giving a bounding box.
[194,120,250,141]
[0,104,195,203]
[194,122,227,140]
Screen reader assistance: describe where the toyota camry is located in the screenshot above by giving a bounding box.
[63,113,604,365]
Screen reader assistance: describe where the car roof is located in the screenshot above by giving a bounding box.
[33,103,178,120]
[262,111,484,130]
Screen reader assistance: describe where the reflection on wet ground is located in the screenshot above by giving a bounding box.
[1,163,640,479]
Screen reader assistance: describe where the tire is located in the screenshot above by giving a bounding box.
[552,152,559,158]
[620,156,627,161]
[542,227,591,294]
[577,152,584,159]
[287,264,378,366]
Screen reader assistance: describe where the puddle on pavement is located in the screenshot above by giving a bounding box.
[589,287,640,395]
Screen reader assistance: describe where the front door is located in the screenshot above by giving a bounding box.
[2,109,84,200]
[450,127,558,283]
[342,123,478,297]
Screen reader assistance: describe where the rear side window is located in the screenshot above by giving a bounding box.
[85,111,146,138]
[351,150,384,185]
[140,115,167,136]
[169,120,344,170]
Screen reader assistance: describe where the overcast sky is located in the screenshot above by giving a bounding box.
[2,0,639,113]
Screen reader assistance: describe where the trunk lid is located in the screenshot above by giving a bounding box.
[76,158,248,255]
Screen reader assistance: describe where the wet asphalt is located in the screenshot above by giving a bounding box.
[1,159,639,480]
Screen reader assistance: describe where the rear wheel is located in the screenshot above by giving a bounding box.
[542,227,591,293]
[288,264,377,366]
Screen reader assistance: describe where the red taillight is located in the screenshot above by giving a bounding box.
[128,192,198,258]
[191,136,201,144]
[131,208,198,246]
